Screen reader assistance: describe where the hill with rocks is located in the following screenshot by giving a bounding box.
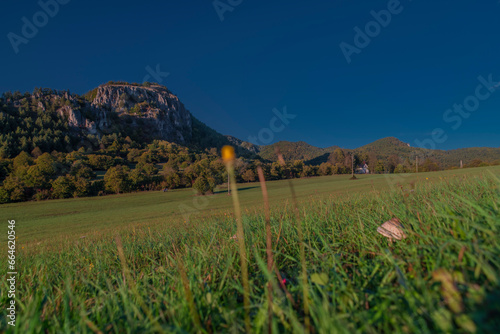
[0,82,254,158]
[1,82,499,168]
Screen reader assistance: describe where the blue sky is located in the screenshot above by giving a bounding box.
[1,0,499,149]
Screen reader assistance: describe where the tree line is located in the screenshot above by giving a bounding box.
[2,89,499,204]
[1,135,498,204]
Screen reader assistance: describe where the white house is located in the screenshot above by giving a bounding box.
[356,163,370,174]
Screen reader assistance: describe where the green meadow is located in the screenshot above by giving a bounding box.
[3,167,497,246]
[1,166,500,333]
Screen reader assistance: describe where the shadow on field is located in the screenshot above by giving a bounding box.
[214,186,258,194]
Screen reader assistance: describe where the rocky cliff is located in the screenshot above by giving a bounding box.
[52,83,193,144]
[4,83,254,156]
[225,135,260,154]
[88,84,192,144]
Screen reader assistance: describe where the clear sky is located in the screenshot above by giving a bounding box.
[1,0,499,149]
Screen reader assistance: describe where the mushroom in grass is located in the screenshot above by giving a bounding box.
[377,218,406,242]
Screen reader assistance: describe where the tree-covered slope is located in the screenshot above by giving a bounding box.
[256,136,500,170]
[257,141,339,161]
[0,83,256,159]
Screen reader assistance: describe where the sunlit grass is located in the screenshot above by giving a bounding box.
[1,167,499,332]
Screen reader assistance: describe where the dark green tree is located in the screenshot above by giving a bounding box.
[104,165,130,194]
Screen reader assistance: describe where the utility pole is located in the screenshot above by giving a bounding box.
[460,160,463,168]
[227,173,230,195]
[416,156,418,173]
[351,153,354,177]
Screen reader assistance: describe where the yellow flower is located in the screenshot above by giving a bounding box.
[426,178,429,180]
[222,145,235,162]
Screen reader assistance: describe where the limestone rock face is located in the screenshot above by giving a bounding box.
[89,84,192,144]
[225,135,260,154]
[35,83,193,145]
[56,105,97,134]
[7,84,254,156]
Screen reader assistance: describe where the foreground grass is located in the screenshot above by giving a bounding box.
[1,168,500,332]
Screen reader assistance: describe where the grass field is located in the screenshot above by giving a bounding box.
[1,166,500,332]
[2,167,498,246]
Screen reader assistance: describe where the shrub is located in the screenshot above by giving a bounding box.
[193,175,213,195]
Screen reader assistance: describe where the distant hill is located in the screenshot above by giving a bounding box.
[439,147,500,167]
[357,137,411,152]
[354,137,500,168]
[257,141,339,162]
[355,137,424,162]
[257,136,500,169]
[1,82,499,167]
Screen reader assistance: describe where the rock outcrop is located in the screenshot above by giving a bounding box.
[225,135,260,154]
[10,83,254,155]
[57,105,97,133]
[34,83,193,145]
[89,84,192,144]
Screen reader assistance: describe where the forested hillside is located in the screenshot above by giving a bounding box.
[1,83,499,204]
[258,141,339,161]
[269,137,500,171]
